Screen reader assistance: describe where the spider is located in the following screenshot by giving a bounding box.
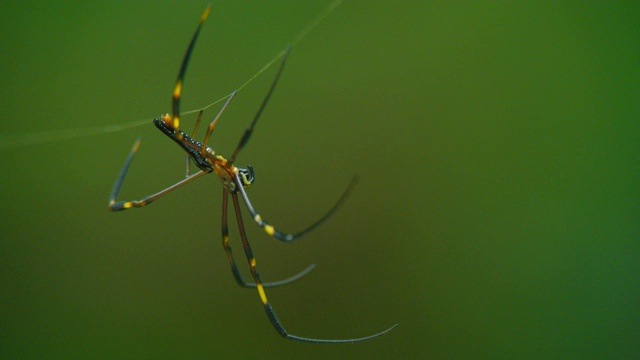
[108,5,398,343]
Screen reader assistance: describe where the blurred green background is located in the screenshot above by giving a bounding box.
[1,1,638,358]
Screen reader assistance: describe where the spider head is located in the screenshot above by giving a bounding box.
[238,165,255,187]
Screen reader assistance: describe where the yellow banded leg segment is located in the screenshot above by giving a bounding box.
[254,214,276,236]
[172,80,182,103]
[172,81,182,132]
[256,282,268,305]
[200,6,211,22]
[232,192,272,307]
[249,256,269,305]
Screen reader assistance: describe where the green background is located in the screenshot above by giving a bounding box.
[1,1,638,358]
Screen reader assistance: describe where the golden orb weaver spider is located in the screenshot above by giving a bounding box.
[108,5,398,343]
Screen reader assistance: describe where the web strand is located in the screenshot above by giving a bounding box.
[0,0,343,149]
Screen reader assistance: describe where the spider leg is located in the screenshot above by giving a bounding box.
[108,138,207,211]
[200,91,238,157]
[171,5,212,136]
[235,174,359,242]
[229,46,291,164]
[230,190,397,343]
[222,188,316,288]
